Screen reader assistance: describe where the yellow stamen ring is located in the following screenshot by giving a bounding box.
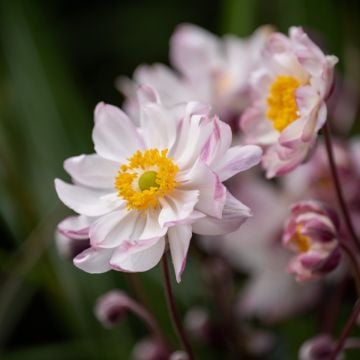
[266,75,300,132]
[115,149,179,211]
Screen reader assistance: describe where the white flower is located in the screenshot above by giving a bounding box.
[241,27,338,178]
[55,86,262,282]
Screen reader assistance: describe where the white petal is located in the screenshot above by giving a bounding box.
[64,154,118,189]
[55,179,120,216]
[58,215,93,239]
[93,102,145,162]
[74,247,113,273]
[168,225,192,283]
[192,191,251,235]
[158,189,199,228]
[139,102,177,149]
[179,161,226,218]
[110,237,165,272]
[90,208,166,248]
[214,145,262,181]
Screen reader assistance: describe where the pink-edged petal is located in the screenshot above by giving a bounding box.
[168,224,192,283]
[192,190,251,235]
[64,154,118,189]
[90,208,166,249]
[278,118,306,148]
[137,84,160,105]
[58,215,92,239]
[158,189,199,228]
[179,161,226,218]
[93,102,145,162]
[55,179,120,216]
[241,106,279,145]
[215,145,262,181]
[199,116,232,166]
[73,247,113,273]
[110,237,165,272]
[301,103,327,142]
[169,103,213,169]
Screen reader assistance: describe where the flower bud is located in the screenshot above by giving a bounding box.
[131,337,169,360]
[299,334,342,360]
[283,200,341,281]
[94,291,131,328]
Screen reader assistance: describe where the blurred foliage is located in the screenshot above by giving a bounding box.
[0,0,359,359]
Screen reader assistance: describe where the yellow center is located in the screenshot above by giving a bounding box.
[266,75,300,132]
[115,148,179,211]
[291,224,310,253]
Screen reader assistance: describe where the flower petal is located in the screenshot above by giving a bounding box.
[179,161,226,218]
[168,225,192,283]
[110,237,165,272]
[214,145,262,181]
[58,215,92,239]
[158,189,199,228]
[55,179,120,216]
[64,154,118,189]
[192,190,251,235]
[93,102,145,162]
[74,247,113,273]
[90,208,166,249]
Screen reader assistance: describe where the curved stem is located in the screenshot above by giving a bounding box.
[330,300,360,360]
[161,254,194,360]
[323,122,360,252]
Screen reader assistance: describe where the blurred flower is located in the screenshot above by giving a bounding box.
[55,86,262,282]
[201,173,320,322]
[299,334,341,360]
[132,337,169,360]
[95,290,130,328]
[117,24,272,126]
[283,200,341,282]
[241,27,338,178]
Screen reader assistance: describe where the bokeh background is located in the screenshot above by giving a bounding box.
[0,0,359,359]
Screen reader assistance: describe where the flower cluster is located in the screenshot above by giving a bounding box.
[53,22,357,360]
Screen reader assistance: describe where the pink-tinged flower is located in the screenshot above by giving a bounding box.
[241,27,338,178]
[299,334,342,360]
[200,173,320,322]
[283,200,341,282]
[54,86,262,282]
[117,24,272,125]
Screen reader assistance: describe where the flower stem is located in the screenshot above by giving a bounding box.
[323,121,360,252]
[330,300,360,360]
[161,254,194,360]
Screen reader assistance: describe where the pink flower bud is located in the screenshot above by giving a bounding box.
[94,291,131,328]
[283,200,341,281]
[132,337,169,360]
[299,334,342,360]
